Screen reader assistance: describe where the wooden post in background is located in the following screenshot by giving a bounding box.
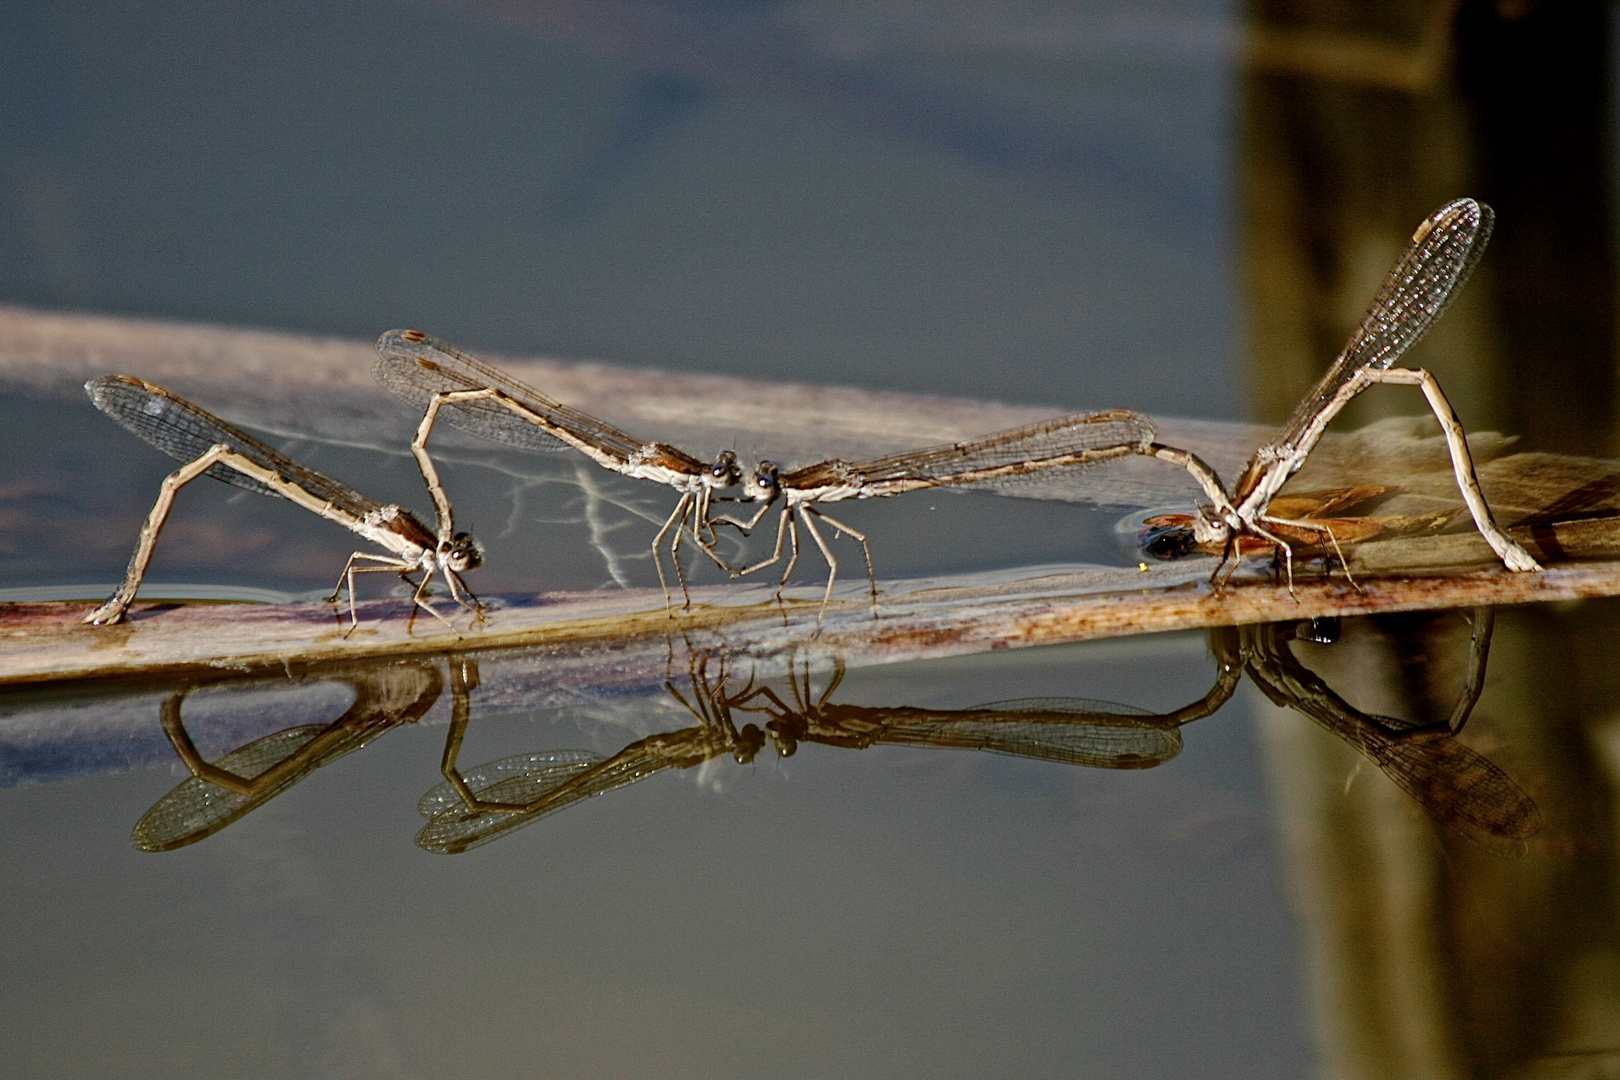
[1240,2,1620,1076]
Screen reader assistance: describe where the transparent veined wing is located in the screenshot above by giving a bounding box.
[87,375,387,516]
[1273,198,1494,454]
[375,329,684,467]
[882,697,1181,769]
[781,409,1156,497]
[132,726,337,851]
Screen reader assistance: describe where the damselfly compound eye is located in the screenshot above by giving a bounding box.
[448,532,484,571]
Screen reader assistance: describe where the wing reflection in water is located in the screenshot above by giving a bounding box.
[1230,611,1542,854]
[132,660,443,851]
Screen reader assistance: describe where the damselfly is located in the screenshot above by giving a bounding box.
[372,329,743,610]
[721,408,1164,618]
[1140,199,1541,584]
[84,376,483,629]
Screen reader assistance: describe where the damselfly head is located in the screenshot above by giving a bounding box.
[442,532,484,572]
[733,723,766,764]
[1139,519,1199,560]
[1139,507,1230,558]
[748,461,782,502]
[707,450,742,488]
[765,718,800,757]
[1191,509,1233,546]
[1294,616,1341,645]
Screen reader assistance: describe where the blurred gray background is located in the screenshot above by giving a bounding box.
[0,0,1236,415]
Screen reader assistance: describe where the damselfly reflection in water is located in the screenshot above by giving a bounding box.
[132,660,444,851]
[727,655,1190,767]
[416,653,1218,854]
[372,329,743,611]
[82,376,484,631]
[1227,610,1541,853]
[118,610,1537,854]
[416,654,766,854]
[1139,199,1540,584]
[727,616,1537,855]
[417,610,1536,856]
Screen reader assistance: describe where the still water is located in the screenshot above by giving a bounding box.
[5,1,1620,1077]
[2,375,1616,1076]
[0,617,1428,1079]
